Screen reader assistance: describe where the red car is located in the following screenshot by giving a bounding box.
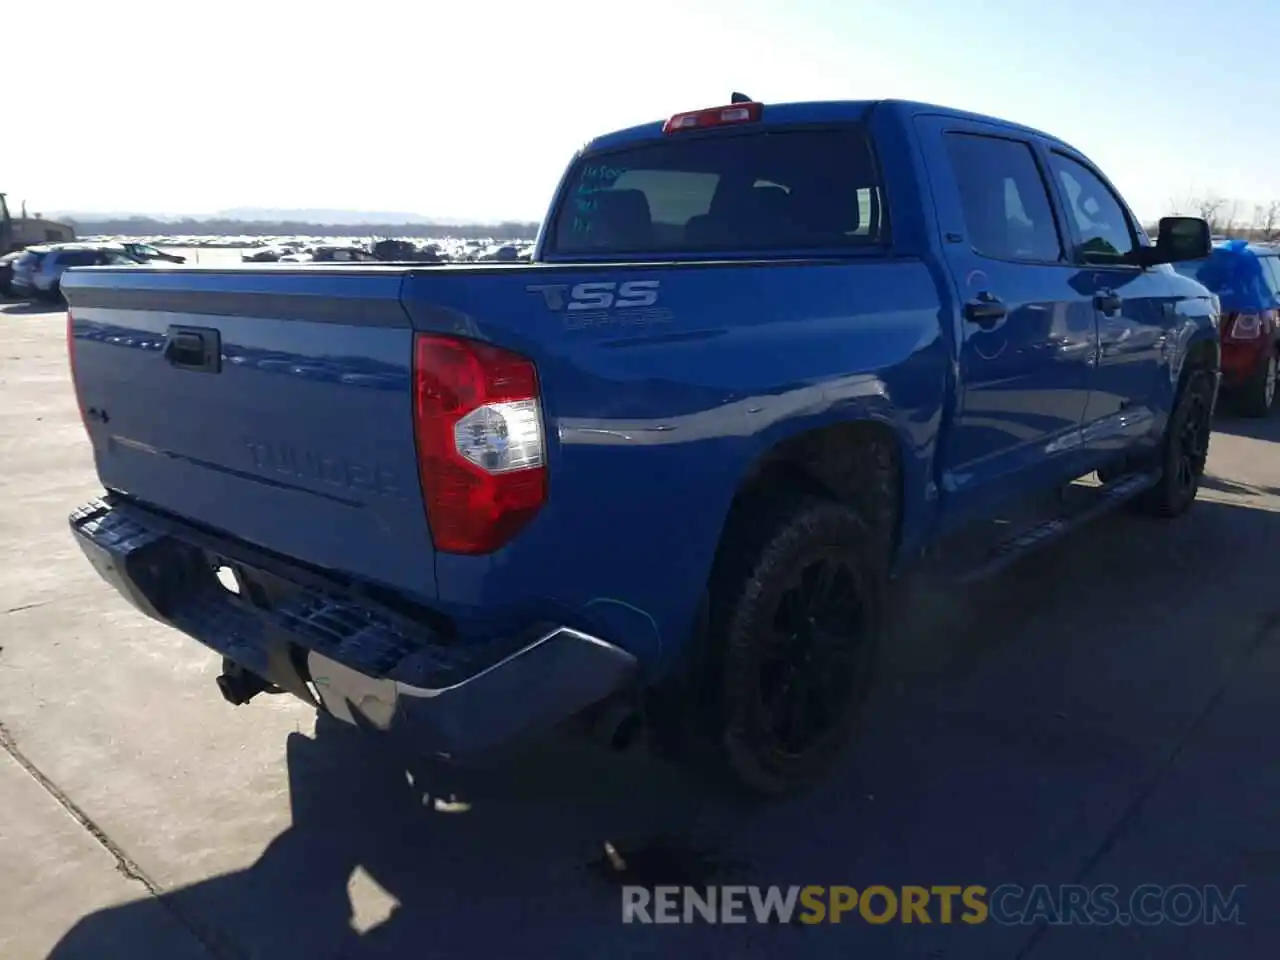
[1174,240,1280,416]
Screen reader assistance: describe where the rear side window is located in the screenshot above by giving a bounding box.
[548,127,885,257]
[57,251,101,267]
[944,133,1062,263]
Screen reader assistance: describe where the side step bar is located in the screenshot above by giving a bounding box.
[952,470,1161,586]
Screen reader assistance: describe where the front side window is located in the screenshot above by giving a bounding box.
[1047,153,1138,264]
[943,133,1062,263]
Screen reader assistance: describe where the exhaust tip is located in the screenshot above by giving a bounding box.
[216,658,279,706]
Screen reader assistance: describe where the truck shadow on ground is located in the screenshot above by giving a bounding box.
[47,494,1280,960]
[0,298,57,315]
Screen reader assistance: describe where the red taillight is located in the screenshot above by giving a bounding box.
[1229,312,1265,340]
[66,310,90,434]
[412,334,547,555]
[662,101,763,134]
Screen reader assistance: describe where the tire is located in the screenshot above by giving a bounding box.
[704,497,887,798]
[1234,350,1278,418]
[1133,367,1216,518]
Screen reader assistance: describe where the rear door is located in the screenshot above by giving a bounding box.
[1041,149,1174,455]
[914,116,1099,523]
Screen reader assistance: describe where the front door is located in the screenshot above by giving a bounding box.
[914,117,1100,527]
[1041,148,1174,458]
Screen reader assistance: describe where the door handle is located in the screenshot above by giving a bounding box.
[964,292,1007,326]
[1094,292,1123,314]
[163,326,222,373]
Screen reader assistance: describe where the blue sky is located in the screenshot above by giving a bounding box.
[8,0,1276,224]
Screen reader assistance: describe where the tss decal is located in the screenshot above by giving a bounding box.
[526,280,660,311]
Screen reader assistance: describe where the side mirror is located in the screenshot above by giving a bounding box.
[1139,216,1211,266]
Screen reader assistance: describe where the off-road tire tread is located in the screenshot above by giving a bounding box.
[704,495,888,798]
[1133,367,1216,518]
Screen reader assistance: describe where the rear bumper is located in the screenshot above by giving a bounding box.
[69,497,637,757]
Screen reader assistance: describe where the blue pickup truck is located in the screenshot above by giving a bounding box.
[63,98,1219,797]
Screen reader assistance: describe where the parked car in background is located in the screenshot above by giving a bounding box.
[10,244,138,302]
[8,248,48,297]
[241,243,302,263]
[371,239,417,261]
[1174,239,1280,416]
[0,249,24,295]
[478,243,522,262]
[315,245,377,262]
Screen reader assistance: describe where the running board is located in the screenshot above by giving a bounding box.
[951,470,1161,586]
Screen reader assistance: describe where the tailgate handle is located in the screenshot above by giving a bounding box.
[163,326,222,373]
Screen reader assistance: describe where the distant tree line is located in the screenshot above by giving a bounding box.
[65,216,541,241]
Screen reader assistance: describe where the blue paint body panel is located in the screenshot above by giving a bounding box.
[61,99,1220,697]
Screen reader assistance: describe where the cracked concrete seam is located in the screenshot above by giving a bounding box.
[0,720,237,960]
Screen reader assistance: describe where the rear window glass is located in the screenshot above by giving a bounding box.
[57,251,101,266]
[548,127,885,257]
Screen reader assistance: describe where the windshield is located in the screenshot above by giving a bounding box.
[547,126,885,258]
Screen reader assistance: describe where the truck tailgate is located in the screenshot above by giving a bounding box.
[63,267,439,601]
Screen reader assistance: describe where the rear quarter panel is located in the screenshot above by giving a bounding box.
[402,260,950,672]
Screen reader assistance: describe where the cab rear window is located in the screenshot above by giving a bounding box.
[547,127,886,257]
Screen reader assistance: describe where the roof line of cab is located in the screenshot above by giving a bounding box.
[580,98,1071,156]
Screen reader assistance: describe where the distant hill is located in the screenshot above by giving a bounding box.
[60,215,540,241]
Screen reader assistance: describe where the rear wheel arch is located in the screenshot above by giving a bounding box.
[1183,335,1219,375]
[723,419,906,565]
[675,418,906,796]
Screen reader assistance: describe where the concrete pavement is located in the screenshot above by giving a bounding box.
[2,297,1278,958]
